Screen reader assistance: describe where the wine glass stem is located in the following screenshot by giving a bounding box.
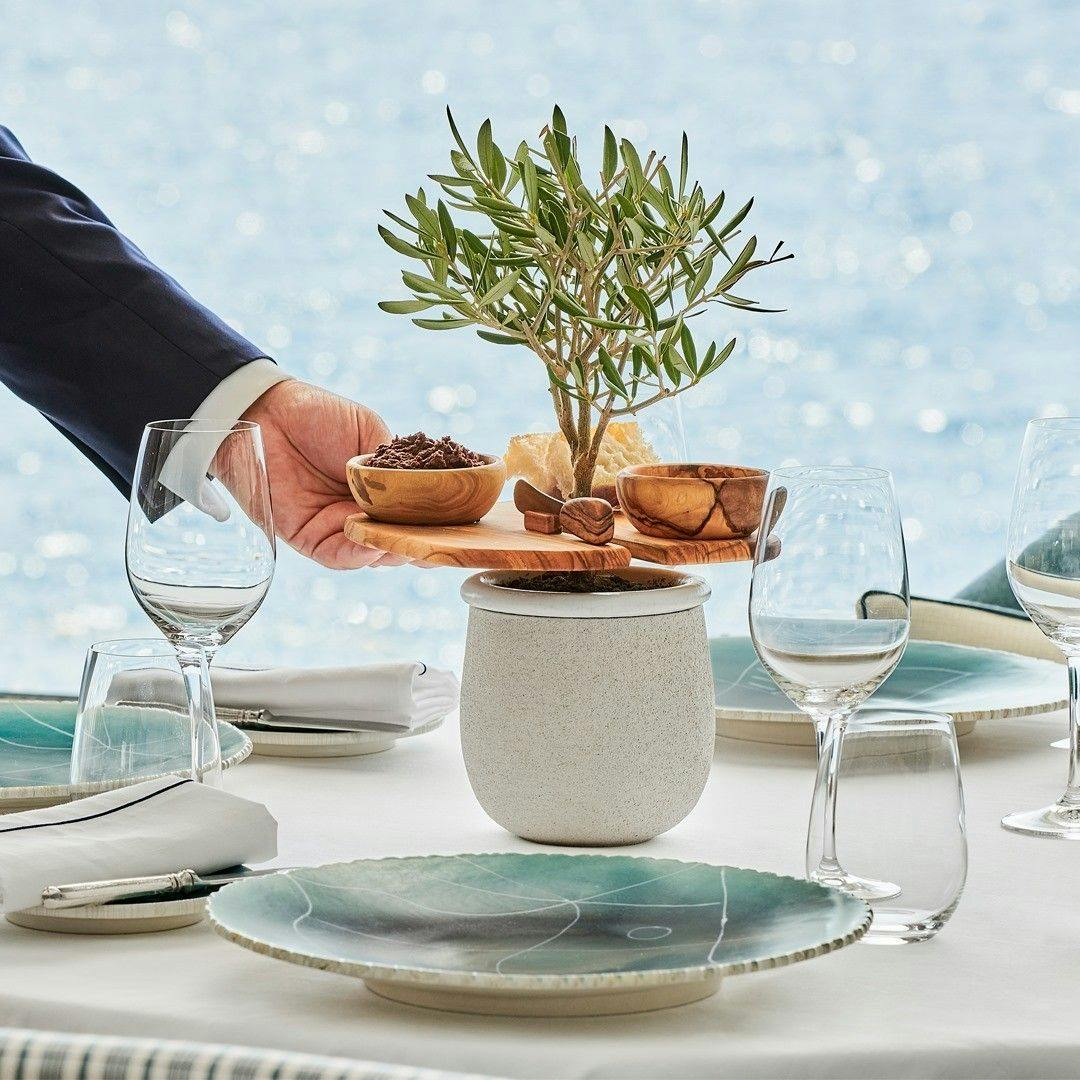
[814,720,827,759]
[814,714,846,879]
[175,641,220,786]
[1063,657,1080,807]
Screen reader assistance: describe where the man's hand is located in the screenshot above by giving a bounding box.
[233,380,406,569]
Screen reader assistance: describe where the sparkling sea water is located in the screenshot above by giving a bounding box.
[0,1,1075,690]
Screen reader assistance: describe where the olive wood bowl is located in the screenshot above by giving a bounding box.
[347,453,506,526]
[615,463,768,541]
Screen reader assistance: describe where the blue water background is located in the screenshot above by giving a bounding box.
[0,1,1075,690]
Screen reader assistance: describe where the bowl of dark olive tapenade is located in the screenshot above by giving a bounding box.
[347,432,506,526]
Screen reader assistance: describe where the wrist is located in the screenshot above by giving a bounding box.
[239,376,300,425]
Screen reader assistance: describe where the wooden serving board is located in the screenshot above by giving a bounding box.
[345,502,755,569]
[344,502,631,570]
[611,516,754,566]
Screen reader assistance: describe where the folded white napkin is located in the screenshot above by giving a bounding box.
[0,776,277,913]
[212,661,459,731]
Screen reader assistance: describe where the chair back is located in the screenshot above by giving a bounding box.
[912,596,1060,662]
[0,1028,498,1080]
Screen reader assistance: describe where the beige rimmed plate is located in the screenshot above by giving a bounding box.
[5,866,275,935]
[7,893,207,935]
[239,714,446,758]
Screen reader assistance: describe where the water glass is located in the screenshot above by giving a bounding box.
[1003,417,1080,837]
[807,710,967,943]
[71,639,218,786]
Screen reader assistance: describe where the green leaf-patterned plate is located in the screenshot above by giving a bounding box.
[0,695,252,812]
[712,637,1064,726]
[209,853,870,1016]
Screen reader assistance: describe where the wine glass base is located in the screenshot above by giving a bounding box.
[1001,802,1080,838]
[809,869,901,902]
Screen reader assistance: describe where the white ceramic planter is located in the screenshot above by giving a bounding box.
[459,568,715,846]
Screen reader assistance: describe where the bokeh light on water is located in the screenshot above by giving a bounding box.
[0,1,1075,689]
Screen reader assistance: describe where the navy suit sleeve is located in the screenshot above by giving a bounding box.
[0,127,268,494]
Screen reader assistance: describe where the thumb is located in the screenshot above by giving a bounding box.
[357,404,392,454]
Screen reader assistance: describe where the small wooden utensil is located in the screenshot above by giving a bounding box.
[523,510,560,535]
[560,498,615,545]
[513,480,564,516]
[515,480,614,545]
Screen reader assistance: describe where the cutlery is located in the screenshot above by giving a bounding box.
[0,692,412,737]
[118,698,411,735]
[41,865,294,910]
[245,712,410,734]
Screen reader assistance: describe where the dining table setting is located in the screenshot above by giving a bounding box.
[0,404,1078,1080]
[0,105,1076,1080]
[0,672,1077,1078]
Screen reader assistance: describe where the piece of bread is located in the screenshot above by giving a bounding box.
[504,421,659,503]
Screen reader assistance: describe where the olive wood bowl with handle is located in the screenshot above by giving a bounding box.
[347,453,506,526]
[616,463,768,541]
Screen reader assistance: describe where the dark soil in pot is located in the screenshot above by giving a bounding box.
[498,571,672,593]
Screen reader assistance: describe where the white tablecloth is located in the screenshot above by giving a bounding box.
[1,709,1076,1079]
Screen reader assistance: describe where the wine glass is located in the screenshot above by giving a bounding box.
[1003,418,1080,837]
[126,419,275,783]
[749,466,910,898]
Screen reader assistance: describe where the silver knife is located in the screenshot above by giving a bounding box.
[245,712,410,734]
[41,865,294,910]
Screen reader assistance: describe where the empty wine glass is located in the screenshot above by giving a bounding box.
[126,419,275,782]
[749,466,910,898]
[1003,418,1080,837]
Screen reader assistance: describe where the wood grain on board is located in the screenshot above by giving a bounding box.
[346,501,755,569]
[610,515,755,565]
[344,502,631,570]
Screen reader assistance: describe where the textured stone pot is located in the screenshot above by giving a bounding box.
[459,568,715,846]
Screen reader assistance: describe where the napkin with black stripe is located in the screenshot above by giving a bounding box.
[0,777,277,913]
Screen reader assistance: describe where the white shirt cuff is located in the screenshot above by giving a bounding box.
[159,360,292,520]
[193,358,292,425]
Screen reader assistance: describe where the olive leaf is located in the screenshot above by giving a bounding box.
[378,298,436,314]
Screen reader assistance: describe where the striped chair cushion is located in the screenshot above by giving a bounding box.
[0,1028,498,1080]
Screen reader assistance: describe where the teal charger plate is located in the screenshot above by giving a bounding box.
[0,695,252,812]
[209,853,870,1016]
[712,637,1064,743]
